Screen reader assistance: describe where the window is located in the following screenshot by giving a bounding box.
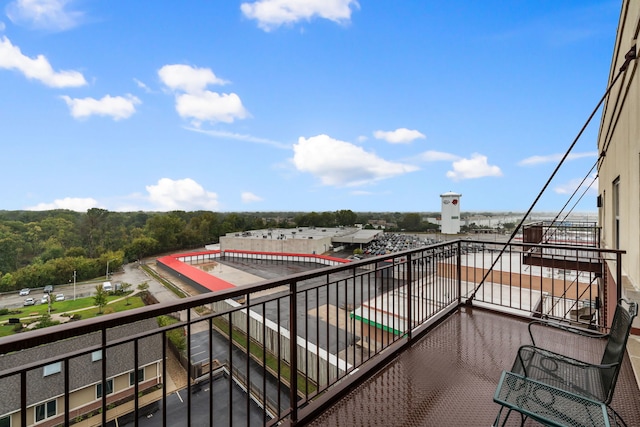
[96,379,114,399]
[613,177,620,249]
[129,368,145,386]
[35,400,56,422]
[0,415,9,427]
[91,350,102,362]
[43,362,61,377]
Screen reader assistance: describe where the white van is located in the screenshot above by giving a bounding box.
[103,282,113,292]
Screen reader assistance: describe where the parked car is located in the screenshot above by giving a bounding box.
[19,288,30,296]
[43,285,53,294]
[23,297,35,306]
[55,293,65,302]
[41,295,49,304]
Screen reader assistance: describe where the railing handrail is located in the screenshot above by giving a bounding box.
[0,239,624,357]
[0,239,625,424]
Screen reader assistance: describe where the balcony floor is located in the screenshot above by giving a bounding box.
[308,306,640,426]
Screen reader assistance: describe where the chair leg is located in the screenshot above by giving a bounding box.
[493,406,522,427]
[608,405,628,427]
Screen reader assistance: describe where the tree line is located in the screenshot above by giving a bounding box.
[0,208,440,292]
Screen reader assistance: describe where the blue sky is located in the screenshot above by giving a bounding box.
[0,0,620,213]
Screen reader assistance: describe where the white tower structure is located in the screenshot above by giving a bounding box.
[440,191,462,234]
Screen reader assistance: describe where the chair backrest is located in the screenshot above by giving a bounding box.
[600,298,638,403]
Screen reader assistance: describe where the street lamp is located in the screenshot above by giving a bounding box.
[106,258,117,280]
[73,270,77,301]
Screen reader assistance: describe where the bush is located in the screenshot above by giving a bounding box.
[0,308,9,316]
[33,315,60,329]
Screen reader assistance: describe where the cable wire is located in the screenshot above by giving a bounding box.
[466,45,637,304]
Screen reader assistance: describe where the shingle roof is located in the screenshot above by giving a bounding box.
[0,318,162,414]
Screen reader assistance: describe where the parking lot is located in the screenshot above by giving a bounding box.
[0,281,109,310]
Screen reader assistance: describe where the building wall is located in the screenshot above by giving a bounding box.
[5,363,161,427]
[220,235,334,254]
[597,0,640,296]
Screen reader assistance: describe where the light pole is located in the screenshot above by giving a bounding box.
[106,258,117,281]
[73,270,77,301]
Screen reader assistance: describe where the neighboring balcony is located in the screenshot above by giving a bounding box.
[1,237,638,426]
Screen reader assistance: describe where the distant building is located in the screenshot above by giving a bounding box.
[440,192,462,234]
[0,319,162,426]
[218,227,382,254]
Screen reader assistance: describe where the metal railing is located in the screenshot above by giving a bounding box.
[522,221,601,248]
[0,239,623,426]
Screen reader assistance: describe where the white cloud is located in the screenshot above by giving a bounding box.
[26,197,98,211]
[158,64,228,93]
[146,178,219,211]
[133,78,152,93]
[518,151,598,166]
[185,127,289,149]
[446,154,502,181]
[292,134,418,187]
[0,21,5,31]
[0,35,87,87]
[241,0,359,31]
[158,64,248,125]
[6,0,84,31]
[373,128,426,144]
[61,94,141,120]
[554,174,598,195]
[419,150,460,162]
[175,92,248,124]
[241,192,263,203]
[357,135,368,142]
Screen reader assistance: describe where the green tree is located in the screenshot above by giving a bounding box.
[80,208,110,257]
[145,214,186,252]
[119,282,133,304]
[335,210,357,226]
[400,213,422,231]
[125,237,159,261]
[137,281,149,294]
[94,284,108,314]
[65,246,87,257]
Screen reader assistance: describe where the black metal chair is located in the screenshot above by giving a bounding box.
[510,298,637,423]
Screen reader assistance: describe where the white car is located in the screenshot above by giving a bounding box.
[41,295,49,304]
[23,297,35,306]
[19,288,30,296]
[55,294,65,302]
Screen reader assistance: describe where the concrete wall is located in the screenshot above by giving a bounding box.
[220,235,334,255]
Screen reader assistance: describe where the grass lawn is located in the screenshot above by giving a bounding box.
[0,293,144,338]
[72,295,144,318]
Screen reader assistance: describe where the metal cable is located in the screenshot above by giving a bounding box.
[466,45,637,304]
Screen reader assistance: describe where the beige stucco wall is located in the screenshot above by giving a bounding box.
[220,234,334,254]
[597,0,640,291]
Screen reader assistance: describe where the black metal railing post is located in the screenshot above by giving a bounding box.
[134,339,139,427]
[64,358,70,427]
[187,309,192,426]
[616,251,623,322]
[289,280,299,424]
[457,241,462,305]
[407,253,413,340]
[162,330,167,427]
[101,327,107,427]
